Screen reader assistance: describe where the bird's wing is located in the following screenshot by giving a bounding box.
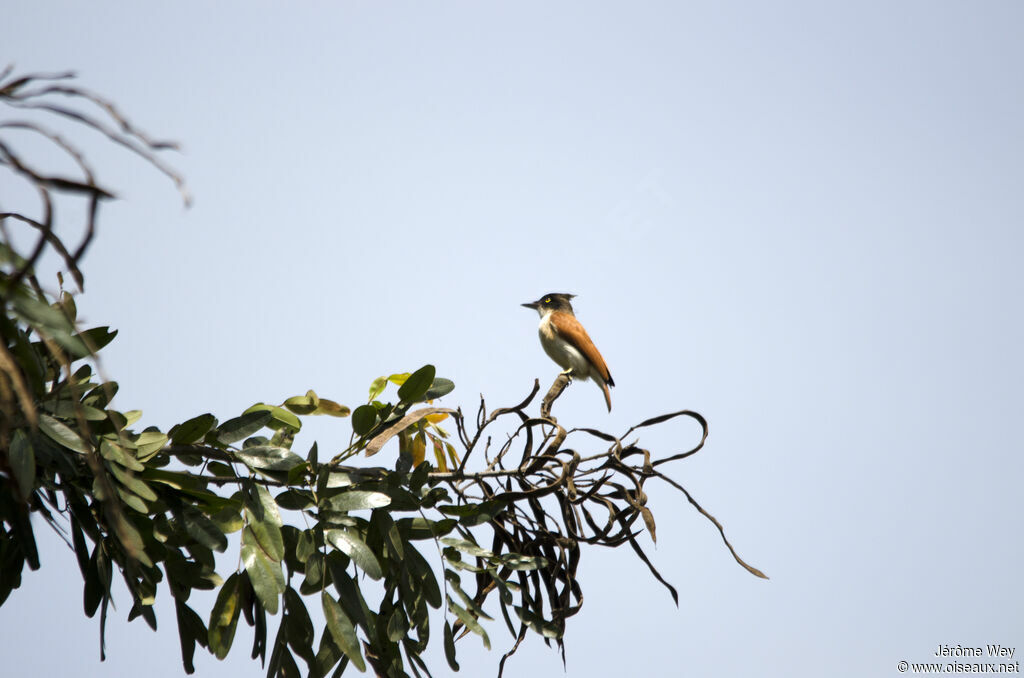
[549,311,613,385]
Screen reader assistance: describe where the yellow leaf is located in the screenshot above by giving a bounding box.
[432,435,447,472]
[412,432,426,466]
[445,442,461,468]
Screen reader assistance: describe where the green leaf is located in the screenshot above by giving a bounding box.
[175,599,208,674]
[295,530,317,564]
[446,571,493,621]
[351,405,377,436]
[515,605,564,639]
[387,373,410,386]
[325,529,383,580]
[141,467,206,491]
[216,410,272,444]
[368,376,388,402]
[282,394,317,415]
[208,573,242,659]
[112,513,153,567]
[210,506,244,534]
[323,490,391,512]
[438,498,506,526]
[135,431,168,460]
[397,365,435,403]
[312,632,345,678]
[170,413,217,445]
[448,597,490,649]
[59,290,77,321]
[441,538,494,559]
[182,505,228,552]
[386,608,408,642]
[246,485,285,561]
[423,377,455,401]
[404,547,441,609]
[115,486,148,513]
[321,592,366,673]
[242,526,285,614]
[70,516,90,577]
[99,438,144,471]
[38,412,88,453]
[207,461,235,477]
[501,553,550,571]
[73,326,118,358]
[397,517,457,540]
[283,587,315,664]
[9,430,35,499]
[245,403,302,431]
[234,445,304,472]
[275,490,315,511]
[43,400,108,421]
[107,462,158,501]
[300,553,326,595]
[443,621,460,671]
[122,410,144,427]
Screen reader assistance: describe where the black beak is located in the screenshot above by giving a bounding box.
[521,301,539,309]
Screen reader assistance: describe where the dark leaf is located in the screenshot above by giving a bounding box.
[322,591,366,672]
[182,505,228,553]
[515,606,563,639]
[70,516,90,577]
[386,607,409,642]
[284,587,315,664]
[397,517,457,540]
[208,573,242,659]
[423,377,455,401]
[169,413,217,445]
[216,410,272,445]
[9,430,35,499]
[234,445,304,472]
[174,599,207,674]
[275,489,315,511]
[351,405,377,436]
[397,364,435,403]
[443,621,460,671]
[75,326,118,356]
[313,630,344,678]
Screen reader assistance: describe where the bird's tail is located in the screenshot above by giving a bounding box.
[599,378,612,412]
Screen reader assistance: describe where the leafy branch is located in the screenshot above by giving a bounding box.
[0,68,766,678]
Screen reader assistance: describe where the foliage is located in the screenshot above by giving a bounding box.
[0,68,765,678]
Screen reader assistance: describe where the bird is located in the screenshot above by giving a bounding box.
[521,293,615,411]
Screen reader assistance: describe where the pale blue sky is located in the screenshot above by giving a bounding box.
[3,2,1022,677]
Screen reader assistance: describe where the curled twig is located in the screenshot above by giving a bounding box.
[421,376,766,672]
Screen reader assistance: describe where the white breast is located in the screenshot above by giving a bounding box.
[538,315,593,381]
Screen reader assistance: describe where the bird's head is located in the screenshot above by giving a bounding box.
[521,293,576,316]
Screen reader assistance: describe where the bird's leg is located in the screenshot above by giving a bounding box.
[560,368,575,383]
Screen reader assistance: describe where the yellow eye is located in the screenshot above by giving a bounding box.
[543,297,551,304]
